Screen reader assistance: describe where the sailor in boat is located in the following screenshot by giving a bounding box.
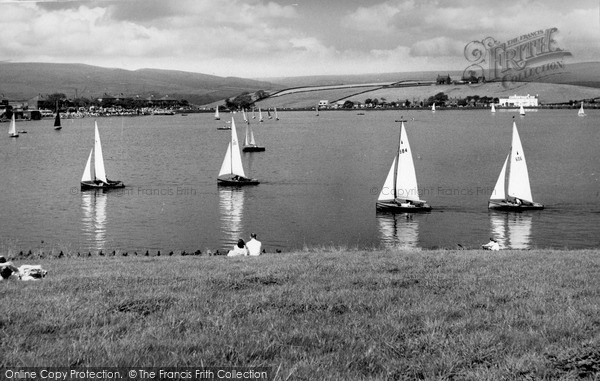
[482,238,500,251]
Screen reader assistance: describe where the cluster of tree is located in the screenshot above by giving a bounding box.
[225,90,269,110]
[38,93,189,111]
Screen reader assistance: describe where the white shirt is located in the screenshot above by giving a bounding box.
[227,245,248,257]
[246,238,262,256]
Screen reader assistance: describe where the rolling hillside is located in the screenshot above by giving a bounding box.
[0,62,281,106]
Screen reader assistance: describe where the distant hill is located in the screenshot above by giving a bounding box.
[0,62,281,106]
[259,62,600,89]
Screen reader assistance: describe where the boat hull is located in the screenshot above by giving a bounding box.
[218,177,259,186]
[81,180,125,190]
[376,200,432,213]
[54,127,62,130]
[9,134,19,138]
[242,146,265,152]
[488,200,544,211]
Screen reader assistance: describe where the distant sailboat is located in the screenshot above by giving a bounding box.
[274,107,279,120]
[578,102,586,117]
[242,118,265,152]
[218,117,259,186]
[267,109,272,119]
[491,103,496,113]
[316,103,320,116]
[519,105,525,116]
[7,114,18,138]
[488,120,543,210]
[214,106,220,120]
[80,122,125,190]
[258,107,264,122]
[54,111,62,130]
[431,103,436,112]
[252,107,256,119]
[376,122,431,212]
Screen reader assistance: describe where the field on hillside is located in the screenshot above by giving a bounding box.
[3,248,600,380]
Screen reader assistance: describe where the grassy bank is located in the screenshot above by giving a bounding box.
[2,249,600,380]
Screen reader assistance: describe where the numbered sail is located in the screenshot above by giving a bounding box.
[507,122,533,202]
[396,122,420,202]
[81,149,93,182]
[94,122,108,183]
[490,154,508,202]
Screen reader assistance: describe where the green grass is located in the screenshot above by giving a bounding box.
[2,249,600,380]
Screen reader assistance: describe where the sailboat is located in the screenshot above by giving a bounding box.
[267,109,272,119]
[316,103,320,116]
[519,105,525,116]
[578,102,586,117]
[242,118,265,152]
[7,114,19,138]
[80,122,125,190]
[274,107,279,120]
[376,122,431,212]
[54,111,62,130]
[431,103,436,112]
[491,103,496,113]
[214,106,220,120]
[218,117,259,186]
[258,107,264,122]
[252,107,256,119]
[488,120,543,210]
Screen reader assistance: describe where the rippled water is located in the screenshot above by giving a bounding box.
[1,108,599,253]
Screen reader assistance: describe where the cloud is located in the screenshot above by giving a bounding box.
[409,37,465,58]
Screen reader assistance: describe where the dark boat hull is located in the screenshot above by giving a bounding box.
[488,200,544,211]
[376,200,432,213]
[81,179,125,190]
[218,177,259,186]
[242,146,265,152]
[54,127,62,130]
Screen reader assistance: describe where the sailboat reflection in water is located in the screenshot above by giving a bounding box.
[489,212,532,250]
[376,213,419,249]
[81,191,107,250]
[218,187,245,249]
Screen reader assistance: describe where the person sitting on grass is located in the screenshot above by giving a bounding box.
[246,233,262,256]
[227,239,249,257]
[0,256,20,280]
[482,238,500,251]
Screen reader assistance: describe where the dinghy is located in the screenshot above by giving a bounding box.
[54,102,62,130]
[214,106,220,120]
[218,117,259,186]
[578,102,586,117]
[7,114,18,138]
[488,120,543,210]
[519,105,525,116]
[491,103,496,113]
[242,119,265,152]
[376,122,431,212]
[80,122,125,190]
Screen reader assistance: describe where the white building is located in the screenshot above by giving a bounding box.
[498,94,539,107]
[318,100,329,107]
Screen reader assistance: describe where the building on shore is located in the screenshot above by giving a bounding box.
[498,94,539,107]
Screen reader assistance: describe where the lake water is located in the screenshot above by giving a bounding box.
[1,109,599,253]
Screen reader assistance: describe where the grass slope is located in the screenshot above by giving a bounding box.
[2,249,600,379]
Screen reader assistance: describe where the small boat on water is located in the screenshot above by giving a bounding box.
[54,111,62,130]
[218,117,259,186]
[431,103,436,112]
[376,122,431,212]
[214,106,220,120]
[519,105,525,116]
[578,102,586,117]
[491,103,496,113]
[80,121,125,190]
[258,107,264,122]
[242,119,265,152]
[274,107,279,120]
[8,114,18,138]
[488,120,543,211]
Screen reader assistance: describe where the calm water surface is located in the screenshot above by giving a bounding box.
[1,109,599,253]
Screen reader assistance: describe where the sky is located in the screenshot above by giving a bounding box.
[0,0,598,79]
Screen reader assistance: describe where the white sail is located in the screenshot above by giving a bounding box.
[378,156,396,201]
[242,109,248,123]
[578,102,585,116]
[8,114,17,136]
[491,103,496,113]
[258,107,263,122]
[507,122,533,203]
[316,103,319,116]
[519,105,525,115]
[214,106,220,120]
[490,154,508,201]
[431,103,436,112]
[81,149,93,182]
[396,122,421,202]
[252,107,256,119]
[94,122,108,183]
[274,107,279,120]
[219,118,246,178]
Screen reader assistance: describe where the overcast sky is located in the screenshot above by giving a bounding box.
[1,0,598,78]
